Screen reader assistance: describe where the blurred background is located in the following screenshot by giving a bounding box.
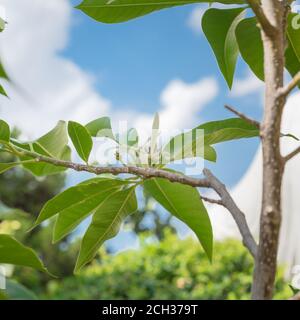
[0,0,300,299]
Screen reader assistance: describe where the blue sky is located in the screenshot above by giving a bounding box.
[0,0,264,188]
[64,1,262,187]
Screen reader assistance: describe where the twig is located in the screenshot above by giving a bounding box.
[225,105,260,129]
[201,196,224,206]
[203,169,258,258]
[278,71,300,98]
[283,146,300,164]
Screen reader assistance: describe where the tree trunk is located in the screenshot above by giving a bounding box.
[251,0,287,300]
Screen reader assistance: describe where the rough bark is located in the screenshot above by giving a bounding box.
[251,0,287,300]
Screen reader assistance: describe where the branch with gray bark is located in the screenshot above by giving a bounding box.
[10,145,257,258]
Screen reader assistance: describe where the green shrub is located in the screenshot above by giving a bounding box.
[43,232,290,300]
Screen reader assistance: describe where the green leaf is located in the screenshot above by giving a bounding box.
[236,14,300,85]
[77,0,246,24]
[53,179,129,242]
[12,121,71,176]
[126,128,139,147]
[0,18,5,32]
[236,17,264,81]
[197,118,259,145]
[289,284,300,296]
[0,162,21,174]
[0,60,9,97]
[85,117,115,140]
[0,234,48,273]
[68,121,93,163]
[286,43,300,84]
[0,161,35,175]
[202,8,245,88]
[3,280,38,300]
[116,128,139,147]
[33,178,128,231]
[0,119,10,142]
[0,84,8,97]
[162,118,259,164]
[286,13,300,88]
[162,133,217,164]
[75,187,137,272]
[0,60,9,81]
[144,178,213,260]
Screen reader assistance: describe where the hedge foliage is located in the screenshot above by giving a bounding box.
[43,232,291,300]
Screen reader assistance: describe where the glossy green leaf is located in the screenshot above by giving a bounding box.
[0,18,5,32]
[126,128,139,147]
[162,118,258,164]
[0,234,48,273]
[0,84,7,97]
[0,119,10,142]
[236,17,264,81]
[144,178,213,260]
[75,187,137,272]
[236,14,300,85]
[116,128,139,147]
[286,42,300,84]
[0,162,22,174]
[162,134,217,164]
[53,179,129,242]
[85,117,115,140]
[0,60,9,81]
[197,118,259,145]
[0,60,9,97]
[2,280,38,300]
[0,161,35,175]
[34,179,129,232]
[202,8,245,88]
[286,13,300,88]
[11,121,71,176]
[77,0,246,24]
[68,121,93,163]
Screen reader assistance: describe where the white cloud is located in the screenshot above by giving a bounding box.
[133,77,218,136]
[187,6,205,34]
[160,78,218,128]
[0,0,218,142]
[230,71,264,97]
[0,0,111,139]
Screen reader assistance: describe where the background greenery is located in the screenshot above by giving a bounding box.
[41,233,291,300]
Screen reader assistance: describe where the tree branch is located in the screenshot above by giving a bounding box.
[203,169,258,258]
[13,147,257,257]
[247,0,277,35]
[283,146,300,164]
[225,105,260,129]
[14,147,213,188]
[201,196,224,206]
[278,71,300,98]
